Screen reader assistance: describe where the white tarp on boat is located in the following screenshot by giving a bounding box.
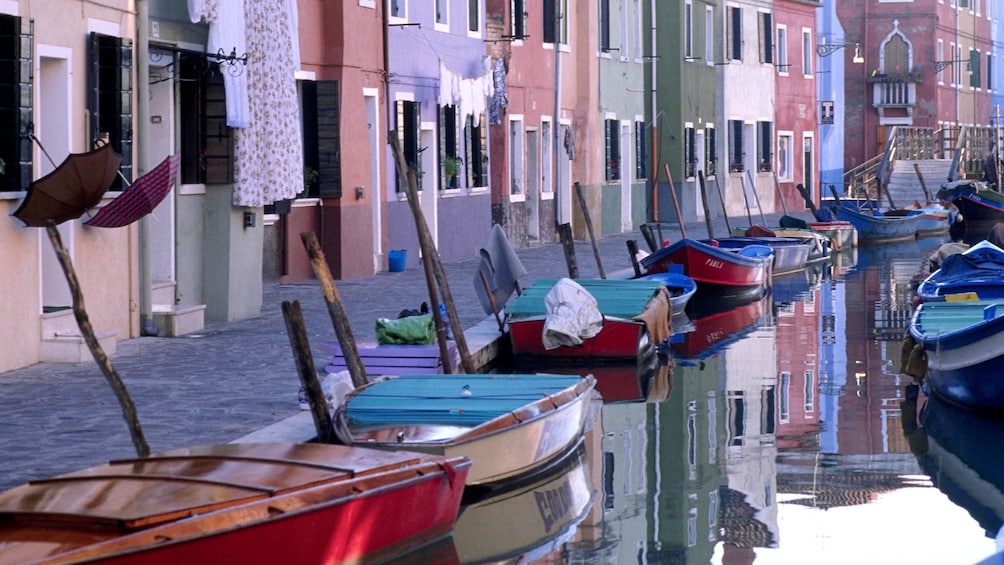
[541,278,603,350]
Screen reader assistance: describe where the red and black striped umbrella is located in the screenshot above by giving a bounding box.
[84,153,179,229]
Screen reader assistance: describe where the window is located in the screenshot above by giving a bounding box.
[605,119,620,181]
[0,14,32,192]
[777,26,788,73]
[757,121,772,172]
[599,0,610,52]
[88,33,133,190]
[468,0,480,33]
[970,48,981,88]
[937,40,945,83]
[685,1,693,60]
[436,0,447,25]
[705,7,713,64]
[390,0,405,19]
[543,0,567,45]
[728,120,743,173]
[989,52,994,92]
[541,119,553,194]
[179,52,233,185]
[759,12,773,64]
[634,120,647,179]
[395,99,421,192]
[509,116,524,195]
[728,7,742,61]
[706,124,717,177]
[511,0,526,39]
[801,30,812,77]
[439,104,460,189]
[299,80,343,199]
[684,125,697,178]
[778,133,792,179]
[465,113,487,187]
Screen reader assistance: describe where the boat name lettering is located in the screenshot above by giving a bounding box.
[533,419,569,460]
[534,478,574,532]
[704,258,724,270]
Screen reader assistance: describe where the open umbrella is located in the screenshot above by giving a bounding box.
[11,138,149,457]
[84,153,180,228]
[11,143,122,227]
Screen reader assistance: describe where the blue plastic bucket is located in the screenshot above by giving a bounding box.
[388,249,407,272]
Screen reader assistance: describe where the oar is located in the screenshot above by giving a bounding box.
[774,173,808,229]
[698,170,720,237]
[746,169,768,226]
[739,172,754,227]
[711,171,732,234]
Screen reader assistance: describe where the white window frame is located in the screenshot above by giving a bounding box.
[509,114,525,202]
[777,131,794,181]
[777,24,788,75]
[541,117,554,199]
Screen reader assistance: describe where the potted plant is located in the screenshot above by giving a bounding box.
[443,156,462,188]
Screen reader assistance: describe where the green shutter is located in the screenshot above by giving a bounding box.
[16,17,33,189]
[316,80,342,199]
[970,50,980,88]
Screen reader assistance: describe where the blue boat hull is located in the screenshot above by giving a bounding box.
[832,205,922,242]
[910,302,1004,412]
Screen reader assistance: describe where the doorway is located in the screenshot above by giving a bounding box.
[38,50,72,311]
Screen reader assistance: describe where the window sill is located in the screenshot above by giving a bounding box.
[0,191,26,200]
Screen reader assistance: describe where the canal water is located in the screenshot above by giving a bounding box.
[404,235,1004,565]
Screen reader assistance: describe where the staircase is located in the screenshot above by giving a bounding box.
[885,159,954,207]
[40,309,117,363]
[151,281,206,337]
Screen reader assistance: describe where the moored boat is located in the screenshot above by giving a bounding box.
[332,373,596,487]
[639,238,773,299]
[908,299,1004,412]
[0,443,471,565]
[916,240,1004,303]
[505,278,672,360]
[807,220,858,252]
[705,235,812,275]
[831,203,923,242]
[937,179,1004,240]
[637,268,697,316]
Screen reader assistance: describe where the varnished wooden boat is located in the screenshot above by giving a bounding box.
[0,443,471,565]
[333,374,596,487]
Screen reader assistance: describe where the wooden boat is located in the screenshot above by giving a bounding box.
[916,240,1004,303]
[637,266,697,316]
[452,444,594,563]
[0,443,471,565]
[830,202,923,242]
[731,226,832,262]
[807,220,858,252]
[937,179,1004,240]
[639,237,773,299]
[505,278,672,360]
[332,373,596,487]
[705,235,811,275]
[908,299,1004,412]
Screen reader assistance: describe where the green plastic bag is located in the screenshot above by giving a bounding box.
[375,314,435,345]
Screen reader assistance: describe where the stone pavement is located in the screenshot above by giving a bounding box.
[0,211,806,490]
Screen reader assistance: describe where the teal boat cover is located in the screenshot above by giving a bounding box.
[345,374,584,427]
[505,279,662,319]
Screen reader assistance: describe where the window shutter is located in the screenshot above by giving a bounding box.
[316,80,342,198]
[117,37,133,186]
[15,17,33,190]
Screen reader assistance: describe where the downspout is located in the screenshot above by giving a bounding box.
[136,0,155,336]
[552,0,563,226]
[650,0,657,222]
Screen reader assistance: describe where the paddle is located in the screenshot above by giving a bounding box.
[746,170,768,226]
[739,171,754,227]
[698,170,719,237]
[774,173,809,229]
[797,183,834,223]
[664,164,687,239]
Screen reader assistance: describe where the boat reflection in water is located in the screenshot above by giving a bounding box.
[451,443,596,563]
[906,383,1004,540]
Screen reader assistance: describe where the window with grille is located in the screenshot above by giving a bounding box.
[395,99,421,192]
[706,125,716,177]
[634,121,647,179]
[757,121,772,172]
[88,33,133,190]
[465,112,488,187]
[605,119,620,181]
[684,125,697,178]
[0,14,32,192]
[179,52,234,185]
[728,120,743,173]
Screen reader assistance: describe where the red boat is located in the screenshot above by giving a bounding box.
[671,296,768,359]
[505,279,672,360]
[0,443,470,565]
[639,238,773,298]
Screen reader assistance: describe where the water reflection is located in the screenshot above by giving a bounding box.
[402,235,1004,564]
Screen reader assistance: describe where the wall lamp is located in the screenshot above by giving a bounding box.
[816,41,864,64]
[931,58,970,73]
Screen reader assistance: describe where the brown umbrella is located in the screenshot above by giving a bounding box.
[12,139,148,457]
[11,143,122,227]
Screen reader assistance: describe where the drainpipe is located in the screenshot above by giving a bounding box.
[552,0,563,225]
[650,0,657,221]
[136,0,156,335]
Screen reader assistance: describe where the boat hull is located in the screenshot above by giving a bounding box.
[508,316,648,359]
[937,180,1004,239]
[910,301,1004,412]
[832,205,922,242]
[335,374,596,487]
[916,241,1004,302]
[0,443,470,565]
[639,238,770,297]
[807,220,857,251]
[708,236,811,275]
